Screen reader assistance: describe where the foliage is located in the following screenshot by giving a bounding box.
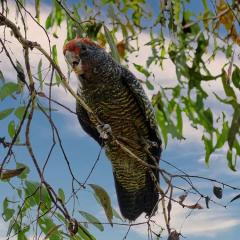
[0,0,239,239]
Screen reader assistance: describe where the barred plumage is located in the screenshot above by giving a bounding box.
[64,38,162,220]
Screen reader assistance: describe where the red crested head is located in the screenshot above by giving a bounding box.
[63,38,102,75]
[63,37,101,56]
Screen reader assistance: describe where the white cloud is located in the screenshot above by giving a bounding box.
[133,199,240,238]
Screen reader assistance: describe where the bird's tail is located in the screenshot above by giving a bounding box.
[113,169,159,221]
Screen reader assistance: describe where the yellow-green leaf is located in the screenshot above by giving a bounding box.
[0,108,14,120]
[89,184,113,226]
[79,210,104,231]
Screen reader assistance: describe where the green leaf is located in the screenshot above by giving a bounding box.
[228,107,240,149]
[45,12,53,29]
[58,188,65,202]
[52,44,58,65]
[44,224,62,240]
[173,0,181,26]
[146,80,154,90]
[232,66,240,90]
[112,208,123,221]
[89,184,113,225]
[0,82,20,101]
[35,0,40,21]
[78,224,96,240]
[222,70,236,101]
[38,217,61,238]
[104,25,120,63]
[156,110,168,146]
[202,135,213,164]
[79,210,104,231]
[14,106,28,120]
[16,162,30,179]
[86,22,103,39]
[133,63,151,78]
[24,181,40,206]
[227,149,236,171]
[40,186,52,209]
[37,59,43,90]
[0,108,14,120]
[213,186,223,199]
[8,120,15,138]
[2,198,15,221]
[176,105,183,136]
[215,121,229,149]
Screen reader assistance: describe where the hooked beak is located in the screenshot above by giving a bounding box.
[64,50,83,75]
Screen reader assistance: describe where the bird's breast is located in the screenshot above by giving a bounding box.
[80,82,150,145]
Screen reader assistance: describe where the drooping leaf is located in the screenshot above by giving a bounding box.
[146,80,154,90]
[133,63,151,78]
[24,181,40,206]
[89,184,113,225]
[202,135,214,165]
[232,66,240,89]
[227,149,236,171]
[35,0,40,21]
[0,82,20,101]
[2,198,15,221]
[205,196,210,208]
[222,70,237,102]
[58,188,65,202]
[37,59,43,90]
[43,224,62,240]
[112,208,124,221]
[45,12,53,29]
[104,25,120,63]
[52,45,58,65]
[0,167,26,180]
[78,223,96,240]
[228,107,240,149]
[213,186,223,199]
[0,108,14,120]
[79,210,104,232]
[8,120,15,138]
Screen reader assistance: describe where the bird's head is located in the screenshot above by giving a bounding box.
[63,37,103,75]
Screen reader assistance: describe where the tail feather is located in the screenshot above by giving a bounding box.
[113,170,159,221]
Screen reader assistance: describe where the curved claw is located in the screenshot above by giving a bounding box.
[97,124,112,139]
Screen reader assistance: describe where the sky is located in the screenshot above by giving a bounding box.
[0,1,240,240]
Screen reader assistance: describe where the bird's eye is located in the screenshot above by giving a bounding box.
[81,44,87,52]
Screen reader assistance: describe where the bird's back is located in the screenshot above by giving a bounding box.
[79,77,159,220]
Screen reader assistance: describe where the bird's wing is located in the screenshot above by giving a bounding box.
[76,98,102,145]
[120,67,162,151]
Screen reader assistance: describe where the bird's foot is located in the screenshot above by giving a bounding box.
[97,124,112,139]
[142,138,158,150]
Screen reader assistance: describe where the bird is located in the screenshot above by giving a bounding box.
[63,37,162,221]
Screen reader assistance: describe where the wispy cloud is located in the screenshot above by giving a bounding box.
[133,199,240,238]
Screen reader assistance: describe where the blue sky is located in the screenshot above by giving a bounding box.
[0,1,240,240]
